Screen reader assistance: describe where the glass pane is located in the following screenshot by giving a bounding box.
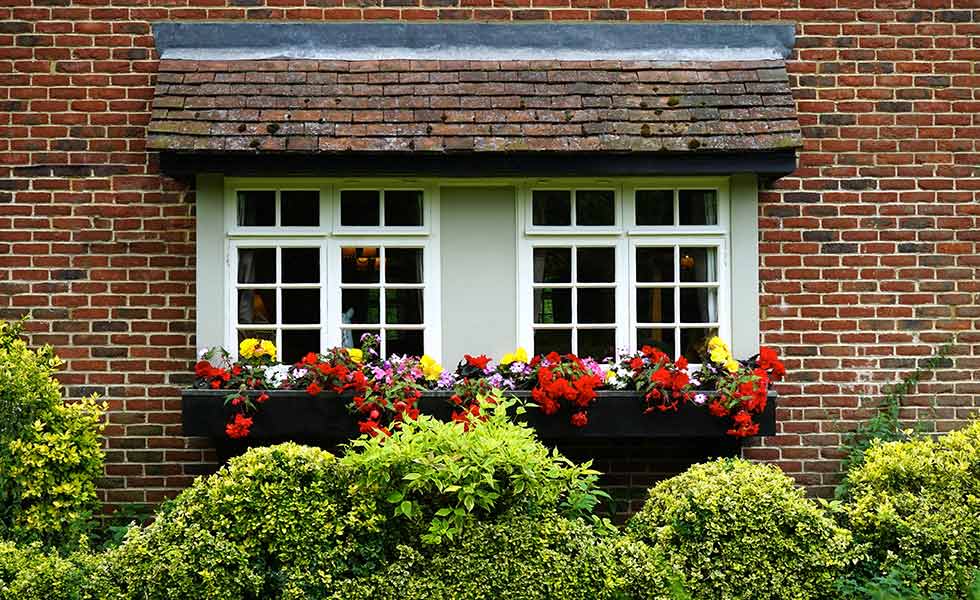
[385,289,423,325]
[575,190,614,226]
[679,247,717,283]
[680,327,716,363]
[578,329,615,360]
[342,289,380,324]
[340,190,380,226]
[637,328,675,358]
[281,248,320,284]
[341,247,381,284]
[636,288,674,324]
[533,288,572,324]
[282,289,320,325]
[680,288,717,324]
[280,190,319,226]
[534,329,571,355]
[282,329,320,365]
[532,190,571,226]
[237,289,275,325]
[342,328,379,349]
[237,248,275,284]
[679,190,718,226]
[636,247,674,283]
[237,328,275,346]
[386,329,423,357]
[577,288,615,324]
[385,248,423,284]
[635,189,673,226]
[384,190,423,226]
[237,191,275,226]
[576,247,615,283]
[533,248,571,283]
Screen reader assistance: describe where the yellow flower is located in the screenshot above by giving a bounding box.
[501,347,529,365]
[347,348,363,364]
[420,354,443,381]
[725,359,740,374]
[239,338,276,361]
[239,338,258,359]
[258,340,276,360]
[709,346,730,364]
[707,336,725,351]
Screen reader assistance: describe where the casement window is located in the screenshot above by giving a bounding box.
[221,181,440,363]
[517,181,731,363]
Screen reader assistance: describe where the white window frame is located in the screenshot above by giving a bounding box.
[517,178,732,362]
[220,179,441,361]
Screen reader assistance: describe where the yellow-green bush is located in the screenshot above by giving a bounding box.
[0,320,106,548]
[0,541,117,600]
[626,458,852,600]
[844,420,980,597]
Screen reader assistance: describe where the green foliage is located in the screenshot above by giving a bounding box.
[843,420,980,598]
[329,514,687,600]
[627,458,852,600]
[0,319,107,548]
[108,443,384,599]
[836,340,953,499]
[0,541,117,600]
[340,393,609,544]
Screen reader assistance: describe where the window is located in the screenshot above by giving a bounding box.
[225,182,440,361]
[519,181,730,363]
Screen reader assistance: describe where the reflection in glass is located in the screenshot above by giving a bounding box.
[576,247,615,283]
[532,190,571,226]
[534,329,572,355]
[237,248,275,284]
[238,289,275,325]
[635,189,673,226]
[341,247,381,283]
[575,190,614,226]
[385,289,423,324]
[384,190,424,226]
[637,328,675,358]
[679,288,716,324]
[340,190,380,226]
[238,328,275,345]
[385,248,423,284]
[282,329,320,365]
[282,289,320,325]
[679,247,717,282]
[577,288,615,323]
[237,191,276,226]
[636,288,674,324]
[386,329,423,356]
[636,247,674,283]
[280,190,319,226]
[281,248,320,284]
[534,288,572,324]
[533,247,571,283]
[578,329,615,361]
[679,190,717,226]
[341,289,380,324]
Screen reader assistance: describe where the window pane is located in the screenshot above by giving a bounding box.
[385,248,423,284]
[384,190,423,226]
[282,289,320,325]
[281,190,319,226]
[679,247,717,283]
[637,328,675,358]
[576,247,615,283]
[679,190,717,226]
[238,328,275,346]
[341,247,381,283]
[386,329,423,357]
[533,248,571,283]
[636,247,674,283]
[385,289,423,325]
[282,329,320,365]
[532,190,571,226]
[342,328,379,349]
[533,288,571,324]
[237,191,275,226]
[578,329,615,360]
[281,248,320,284]
[534,329,571,355]
[237,248,275,284]
[635,189,673,226]
[340,190,380,226]
[636,288,674,324]
[342,289,380,324]
[577,288,615,324]
[238,289,276,325]
[575,190,614,226]
[680,327,716,363]
[680,288,717,324]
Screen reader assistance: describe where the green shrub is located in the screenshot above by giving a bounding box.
[0,541,117,600]
[330,514,687,600]
[627,458,852,600]
[108,443,384,600]
[844,420,980,597]
[340,393,608,544]
[0,319,106,548]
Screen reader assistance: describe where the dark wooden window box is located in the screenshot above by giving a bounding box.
[182,389,776,459]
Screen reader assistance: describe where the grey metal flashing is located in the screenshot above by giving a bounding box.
[152,22,795,62]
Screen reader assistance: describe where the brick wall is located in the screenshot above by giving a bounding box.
[1,1,977,511]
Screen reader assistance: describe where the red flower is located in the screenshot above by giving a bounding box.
[708,401,729,417]
[464,354,491,370]
[630,357,645,370]
[727,410,759,437]
[545,351,561,365]
[675,356,689,370]
[194,360,212,378]
[757,347,786,381]
[256,392,269,404]
[300,352,318,366]
[570,411,588,427]
[225,413,253,439]
[306,381,322,396]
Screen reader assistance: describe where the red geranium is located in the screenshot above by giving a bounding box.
[225,413,253,439]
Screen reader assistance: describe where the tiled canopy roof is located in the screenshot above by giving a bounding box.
[147,59,801,154]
